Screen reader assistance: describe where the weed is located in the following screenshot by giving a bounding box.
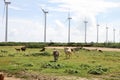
[40,52,51,56]
[41,62,64,69]
[23,63,34,67]
[0,54,4,57]
[31,52,51,56]
[8,54,15,57]
[88,65,109,75]
[79,64,91,70]
[64,69,79,74]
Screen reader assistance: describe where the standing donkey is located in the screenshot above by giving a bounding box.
[64,47,72,59]
[53,48,59,62]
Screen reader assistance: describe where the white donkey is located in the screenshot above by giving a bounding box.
[64,47,73,59]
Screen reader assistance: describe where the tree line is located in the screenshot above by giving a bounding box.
[0,42,120,48]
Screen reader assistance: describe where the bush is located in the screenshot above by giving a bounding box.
[88,65,108,75]
[41,63,64,69]
[79,64,90,70]
[64,69,79,74]
[31,52,51,56]
[0,42,46,48]
[31,53,41,56]
[0,54,4,57]
[23,63,34,67]
[25,43,45,48]
[8,54,15,57]
[40,52,51,56]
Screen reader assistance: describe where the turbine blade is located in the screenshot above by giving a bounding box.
[41,8,45,13]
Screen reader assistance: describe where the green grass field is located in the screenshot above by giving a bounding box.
[0,46,120,80]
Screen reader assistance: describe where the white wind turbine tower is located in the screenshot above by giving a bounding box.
[96,24,100,43]
[68,12,72,43]
[106,25,109,43]
[119,30,120,43]
[4,0,11,42]
[113,28,115,43]
[84,18,88,43]
[96,18,100,43]
[41,8,48,43]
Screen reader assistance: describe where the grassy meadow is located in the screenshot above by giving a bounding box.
[0,46,120,80]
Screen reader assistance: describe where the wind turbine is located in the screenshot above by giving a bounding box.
[106,25,109,43]
[119,30,120,43]
[41,8,48,43]
[96,24,100,43]
[4,0,11,42]
[68,12,72,43]
[113,28,115,43]
[96,18,100,43]
[84,18,88,43]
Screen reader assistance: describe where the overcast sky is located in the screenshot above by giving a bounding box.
[0,0,120,43]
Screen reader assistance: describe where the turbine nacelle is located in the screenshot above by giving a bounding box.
[5,2,11,4]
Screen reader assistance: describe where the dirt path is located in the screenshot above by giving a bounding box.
[5,77,21,80]
[1,72,100,80]
[3,75,99,80]
[83,47,120,52]
[46,46,120,52]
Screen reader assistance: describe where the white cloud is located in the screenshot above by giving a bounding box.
[46,20,68,42]
[9,6,23,11]
[2,18,44,42]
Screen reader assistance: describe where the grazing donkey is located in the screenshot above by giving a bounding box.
[40,47,45,52]
[98,49,103,53]
[64,47,72,59]
[15,48,21,52]
[53,48,59,62]
[21,46,26,51]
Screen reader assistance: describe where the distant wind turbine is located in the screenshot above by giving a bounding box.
[96,18,100,43]
[84,18,88,43]
[4,0,11,42]
[68,12,72,43]
[113,28,115,43]
[97,24,100,43]
[41,8,48,43]
[106,25,109,43]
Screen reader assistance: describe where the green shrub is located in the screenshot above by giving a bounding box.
[8,54,15,57]
[0,42,46,48]
[25,43,45,48]
[79,64,91,70]
[31,52,51,56]
[23,53,30,57]
[31,53,41,56]
[23,63,34,67]
[40,52,51,56]
[0,54,4,57]
[88,65,108,75]
[41,63,64,69]
[64,69,79,74]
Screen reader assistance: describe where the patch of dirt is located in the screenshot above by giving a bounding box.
[83,47,120,52]
[57,76,100,80]
[5,77,21,80]
[0,72,22,80]
[1,71,100,80]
